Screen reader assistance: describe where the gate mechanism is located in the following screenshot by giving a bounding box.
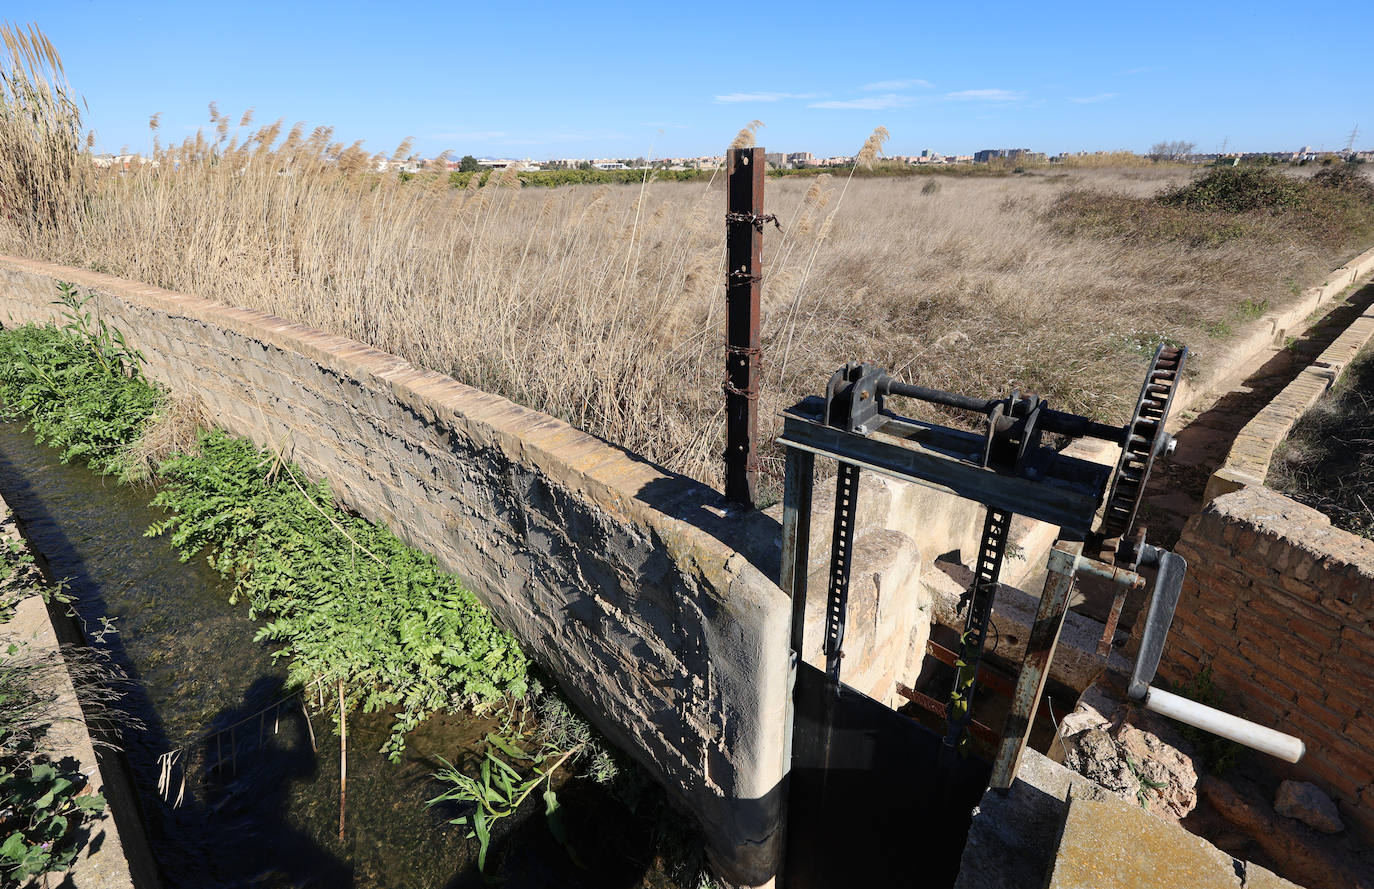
[777,345,1305,793]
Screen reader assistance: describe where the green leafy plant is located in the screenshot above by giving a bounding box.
[0,759,105,886]
[0,644,110,888]
[428,692,617,872]
[1124,754,1168,808]
[1169,667,1242,774]
[0,284,161,476]
[147,430,528,756]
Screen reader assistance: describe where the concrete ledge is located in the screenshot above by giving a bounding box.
[0,255,790,885]
[1202,248,1374,503]
[0,501,138,889]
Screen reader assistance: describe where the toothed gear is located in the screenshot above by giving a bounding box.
[1100,344,1188,542]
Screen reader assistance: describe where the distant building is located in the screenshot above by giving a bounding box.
[974,148,1032,163]
[764,152,789,169]
[787,151,815,167]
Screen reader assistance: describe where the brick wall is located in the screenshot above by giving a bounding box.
[1164,485,1374,836]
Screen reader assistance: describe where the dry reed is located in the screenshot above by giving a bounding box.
[1,25,1369,495]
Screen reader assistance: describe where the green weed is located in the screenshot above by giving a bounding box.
[0,284,161,476]
[147,430,529,757]
[1168,667,1242,774]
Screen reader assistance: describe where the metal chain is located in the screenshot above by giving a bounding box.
[725,211,782,232]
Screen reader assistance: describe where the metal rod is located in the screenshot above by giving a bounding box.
[881,378,1124,444]
[724,146,764,508]
[990,540,1082,789]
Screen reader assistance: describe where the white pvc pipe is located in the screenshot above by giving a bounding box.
[1143,687,1306,764]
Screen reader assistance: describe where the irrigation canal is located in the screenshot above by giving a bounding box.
[0,419,691,889]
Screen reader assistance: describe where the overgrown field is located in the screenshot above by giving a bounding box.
[3,26,1374,496]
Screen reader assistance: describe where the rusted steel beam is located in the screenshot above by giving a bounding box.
[724,146,765,508]
[925,639,1017,699]
[896,684,1000,747]
[990,540,1083,790]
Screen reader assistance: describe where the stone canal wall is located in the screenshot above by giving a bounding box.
[0,256,792,885]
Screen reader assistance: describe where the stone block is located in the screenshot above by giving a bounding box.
[1045,794,1245,889]
[1275,779,1345,834]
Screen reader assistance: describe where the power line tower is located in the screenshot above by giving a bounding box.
[1345,124,1360,155]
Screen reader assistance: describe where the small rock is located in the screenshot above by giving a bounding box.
[1058,685,1199,820]
[1274,779,1344,834]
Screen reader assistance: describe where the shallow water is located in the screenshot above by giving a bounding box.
[0,420,683,889]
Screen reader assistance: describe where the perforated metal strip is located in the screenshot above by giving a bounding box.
[944,506,1014,752]
[824,462,862,686]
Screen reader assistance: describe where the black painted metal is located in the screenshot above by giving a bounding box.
[824,462,862,687]
[942,506,1014,760]
[786,662,990,889]
[724,147,764,508]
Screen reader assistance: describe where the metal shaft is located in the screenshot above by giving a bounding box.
[881,378,1124,444]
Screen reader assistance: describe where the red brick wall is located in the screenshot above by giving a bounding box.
[1163,485,1374,836]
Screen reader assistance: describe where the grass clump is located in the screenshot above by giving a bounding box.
[1168,667,1242,775]
[1270,347,1374,539]
[147,430,528,756]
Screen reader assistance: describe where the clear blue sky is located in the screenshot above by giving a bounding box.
[12,1,1372,160]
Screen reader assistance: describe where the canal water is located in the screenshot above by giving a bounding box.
[0,420,695,889]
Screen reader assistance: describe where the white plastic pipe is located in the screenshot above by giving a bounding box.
[1143,686,1305,763]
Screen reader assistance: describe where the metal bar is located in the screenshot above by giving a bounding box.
[777,445,813,889]
[778,416,1104,532]
[926,640,1016,699]
[780,448,815,657]
[990,539,1083,790]
[724,146,764,508]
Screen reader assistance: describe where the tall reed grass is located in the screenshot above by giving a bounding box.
[2,25,1370,492]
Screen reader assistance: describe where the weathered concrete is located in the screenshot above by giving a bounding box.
[0,256,791,884]
[1046,793,1293,889]
[0,501,143,889]
[953,748,1108,889]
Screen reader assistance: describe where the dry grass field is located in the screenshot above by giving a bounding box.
[5,25,1374,493]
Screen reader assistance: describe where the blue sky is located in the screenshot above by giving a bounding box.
[12,1,1372,160]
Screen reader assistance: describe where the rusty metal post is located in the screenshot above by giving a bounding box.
[724,146,765,508]
[990,539,1083,790]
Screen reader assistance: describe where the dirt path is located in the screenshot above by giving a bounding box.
[1140,280,1374,550]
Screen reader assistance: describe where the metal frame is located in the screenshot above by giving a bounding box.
[777,396,1125,794]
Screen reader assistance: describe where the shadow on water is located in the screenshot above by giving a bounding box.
[0,420,677,889]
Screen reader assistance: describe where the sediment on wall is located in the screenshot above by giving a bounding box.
[1162,485,1374,838]
[0,256,791,885]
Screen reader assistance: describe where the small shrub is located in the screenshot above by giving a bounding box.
[0,284,161,476]
[1158,167,1305,213]
[1311,164,1374,203]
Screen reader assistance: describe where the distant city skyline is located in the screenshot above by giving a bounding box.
[12,1,1371,161]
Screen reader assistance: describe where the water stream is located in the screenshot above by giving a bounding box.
[0,420,687,889]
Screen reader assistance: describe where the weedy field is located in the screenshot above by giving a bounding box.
[3,24,1374,492]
